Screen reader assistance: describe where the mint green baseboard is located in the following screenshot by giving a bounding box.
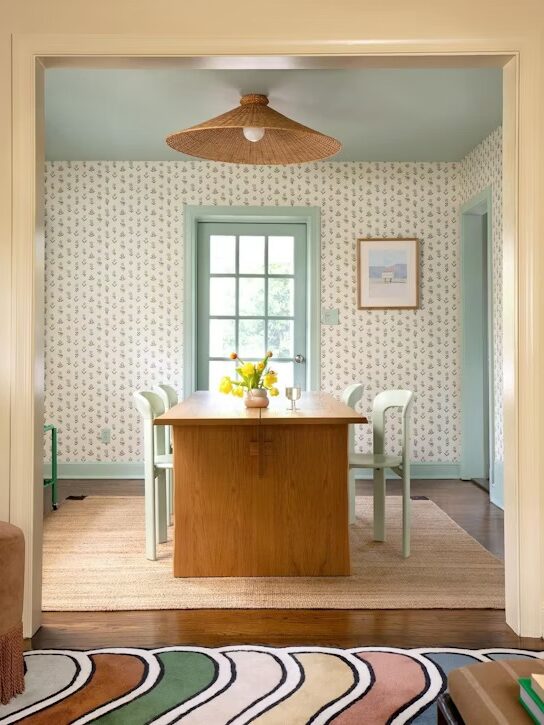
[45,461,461,480]
[354,463,460,480]
[44,462,145,479]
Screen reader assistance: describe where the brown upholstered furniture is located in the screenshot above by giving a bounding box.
[0,522,25,704]
[443,657,544,724]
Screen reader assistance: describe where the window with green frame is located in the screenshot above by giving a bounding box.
[196,221,308,392]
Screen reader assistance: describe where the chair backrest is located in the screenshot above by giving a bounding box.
[154,385,178,453]
[372,389,414,460]
[342,384,364,454]
[155,384,178,410]
[133,391,167,464]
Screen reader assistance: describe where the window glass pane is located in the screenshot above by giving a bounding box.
[268,361,294,390]
[267,319,293,358]
[209,319,236,358]
[268,278,294,316]
[210,277,236,316]
[238,319,265,358]
[209,360,236,391]
[210,235,236,273]
[239,236,265,274]
[239,277,265,316]
[268,236,294,274]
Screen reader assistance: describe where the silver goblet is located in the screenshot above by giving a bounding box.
[285,386,302,411]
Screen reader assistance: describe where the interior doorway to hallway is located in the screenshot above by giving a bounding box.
[460,187,502,507]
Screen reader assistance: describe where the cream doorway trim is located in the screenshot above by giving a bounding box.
[7,34,541,639]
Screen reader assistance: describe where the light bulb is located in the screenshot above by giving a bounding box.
[243,127,265,143]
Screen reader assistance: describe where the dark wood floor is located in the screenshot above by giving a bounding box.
[34,478,541,651]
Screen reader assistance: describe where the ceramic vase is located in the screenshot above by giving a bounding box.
[245,388,270,408]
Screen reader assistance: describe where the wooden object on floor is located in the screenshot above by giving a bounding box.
[448,658,544,725]
[0,522,25,704]
[156,392,366,577]
[172,423,351,576]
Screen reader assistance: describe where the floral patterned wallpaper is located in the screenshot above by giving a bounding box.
[44,128,502,465]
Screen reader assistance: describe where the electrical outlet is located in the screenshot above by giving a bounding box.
[100,427,111,444]
[321,308,339,325]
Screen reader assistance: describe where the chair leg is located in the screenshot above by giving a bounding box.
[144,466,157,561]
[348,468,356,524]
[402,467,411,558]
[373,468,386,541]
[156,469,168,544]
[166,469,174,526]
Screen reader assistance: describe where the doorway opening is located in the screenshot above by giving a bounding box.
[9,45,532,636]
[460,187,502,507]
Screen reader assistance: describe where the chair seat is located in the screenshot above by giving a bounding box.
[155,454,173,469]
[348,453,402,469]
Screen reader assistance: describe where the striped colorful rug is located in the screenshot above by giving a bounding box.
[1,646,543,724]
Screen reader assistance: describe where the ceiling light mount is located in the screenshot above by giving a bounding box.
[240,93,269,106]
[166,93,341,165]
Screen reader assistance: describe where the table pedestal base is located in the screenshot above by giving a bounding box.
[173,423,351,577]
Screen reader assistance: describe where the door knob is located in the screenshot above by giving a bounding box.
[294,354,305,364]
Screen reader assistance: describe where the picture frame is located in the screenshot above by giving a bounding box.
[357,237,420,309]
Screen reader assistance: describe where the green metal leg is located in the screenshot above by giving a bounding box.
[51,426,58,509]
[44,424,59,510]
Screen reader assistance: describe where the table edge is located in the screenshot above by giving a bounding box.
[155,415,368,426]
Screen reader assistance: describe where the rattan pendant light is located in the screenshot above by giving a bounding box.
[165,93,342,165]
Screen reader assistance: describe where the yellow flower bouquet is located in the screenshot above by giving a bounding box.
[219,351,279,408]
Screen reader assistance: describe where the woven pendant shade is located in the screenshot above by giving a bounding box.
[166,93,342,165]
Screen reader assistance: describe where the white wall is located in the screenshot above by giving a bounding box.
[43,128,502,471]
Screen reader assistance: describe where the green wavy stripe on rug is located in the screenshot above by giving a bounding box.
[95,651,217,723]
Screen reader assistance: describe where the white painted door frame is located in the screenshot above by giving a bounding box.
[7,38,542,640]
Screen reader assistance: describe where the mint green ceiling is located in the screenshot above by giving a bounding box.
[45,68,502,162]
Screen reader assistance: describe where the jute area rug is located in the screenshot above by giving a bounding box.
[3,646,541,723]
[42,496,504,611]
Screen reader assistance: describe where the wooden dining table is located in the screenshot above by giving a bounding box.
[155,391,367,578]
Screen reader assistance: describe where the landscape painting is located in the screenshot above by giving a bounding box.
[357,238,419,309]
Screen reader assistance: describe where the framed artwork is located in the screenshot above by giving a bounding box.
[357,237,420,309]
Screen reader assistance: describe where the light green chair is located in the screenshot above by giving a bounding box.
[133,391,172,561]
[341,383,364,525]
[348,389,414,557]
[154,384,178,526]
